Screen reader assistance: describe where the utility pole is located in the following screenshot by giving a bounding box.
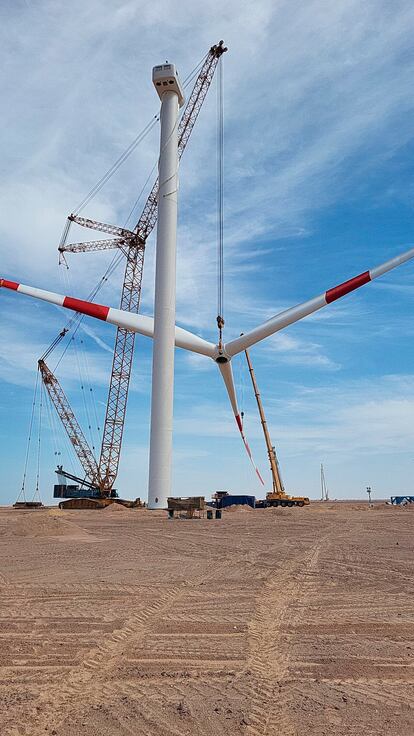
[148,64,185,509]
[366,485,372,507]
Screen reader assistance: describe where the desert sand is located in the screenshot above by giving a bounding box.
[0,501,412,735]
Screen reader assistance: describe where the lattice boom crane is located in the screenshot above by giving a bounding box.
[38,359,99,485]
[49,41,227,495]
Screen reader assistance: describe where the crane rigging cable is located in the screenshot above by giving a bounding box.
[17,368,40,502]
[58,265,101,447]
[33,381,44,502]
[66,51,209,220]
[216,55,225,345]
[43,245,125,364]
[73,117,159,217]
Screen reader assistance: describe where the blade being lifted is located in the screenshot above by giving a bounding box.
[218,361,265,485]
[2,242,414,485]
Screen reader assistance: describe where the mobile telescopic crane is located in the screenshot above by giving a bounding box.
[244,349,310,507]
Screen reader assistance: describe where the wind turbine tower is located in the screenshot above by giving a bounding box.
[148,64,185,509]
[321,463,329,501]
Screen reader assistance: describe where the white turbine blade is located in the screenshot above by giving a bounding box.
[0,279,216,358]
[218,361,265,486]
[225,245,414,357]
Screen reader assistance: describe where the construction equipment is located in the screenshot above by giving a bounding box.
[58,497,142,509]
[390,495,414,505]
[244,348,310,508]
[167,496,205,518]
[53,466,111,500]
[212,490,255,509]
[38,41,227,501]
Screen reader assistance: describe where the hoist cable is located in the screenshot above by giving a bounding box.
[216,56,224,342]
[41,47,214,370]
[123,160,158,229]
[80,337,102,440]
[17,368,40,502]
[59,217,72,252]
[47,50,210,358]
[70,52,208,220]
[73,116,159,216]
[72,334,96,455]
[46,247,125,366]
[79,335,101,448]
[44,386,61,462]
[33,380,44,501]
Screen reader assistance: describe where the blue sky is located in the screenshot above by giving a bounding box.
[1,0,414,504]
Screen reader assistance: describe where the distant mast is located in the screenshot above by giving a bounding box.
[320,463,329,501]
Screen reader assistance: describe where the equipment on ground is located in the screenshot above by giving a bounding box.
[53,467,140,508]
[390,495,414,505]
[167,496,205,518]
[58,497,142,509]
[52,466,115,500]
[244,349,310,508]
[212,491,256,509]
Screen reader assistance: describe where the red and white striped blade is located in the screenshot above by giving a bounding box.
[0,279,216,358]
[218,362,265,486]
[225,244,414,357]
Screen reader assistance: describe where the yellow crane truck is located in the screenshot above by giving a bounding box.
[245,349,310,508]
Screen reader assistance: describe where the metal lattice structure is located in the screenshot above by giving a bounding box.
[38,359,99,484]
[50,41,227,495]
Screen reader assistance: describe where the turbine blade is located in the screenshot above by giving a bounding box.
[225,245,414,357]
[218,362,265,486]
[0,279,216,358]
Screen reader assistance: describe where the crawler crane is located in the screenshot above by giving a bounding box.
[37,41,227,503]
[244,349,310,507]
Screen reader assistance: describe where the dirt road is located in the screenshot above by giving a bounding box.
[0,502,412,735]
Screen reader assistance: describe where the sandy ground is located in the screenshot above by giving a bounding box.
[0,501,413,736]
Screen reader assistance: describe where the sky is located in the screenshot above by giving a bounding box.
[1,0,414,504]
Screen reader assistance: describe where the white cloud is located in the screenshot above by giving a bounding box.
[2,0,414,502]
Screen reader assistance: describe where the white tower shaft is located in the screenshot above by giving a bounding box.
[148,81,182,509]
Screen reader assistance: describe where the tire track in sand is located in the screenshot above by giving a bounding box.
[243,539,325,736]
[7,560,229,736]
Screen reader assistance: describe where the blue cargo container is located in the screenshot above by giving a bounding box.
[217,494,256,509]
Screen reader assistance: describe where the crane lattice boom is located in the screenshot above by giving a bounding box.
[61,238,132,254]
[38,359,99,486]
[66,215,136,240]
[52,41,227,493]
